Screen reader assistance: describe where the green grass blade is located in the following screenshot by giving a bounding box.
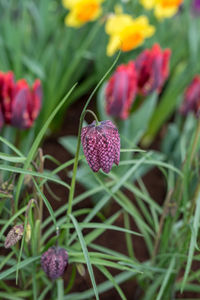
[15,83,77,208]
[33,178,57,229]
[181,189,200,291]
[156,258,175,300]
[97,265,127,300]
[70,214,99,300]
[0,256,40,280]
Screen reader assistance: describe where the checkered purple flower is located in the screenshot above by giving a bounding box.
[81,120,120,173]
[41,247,68,280]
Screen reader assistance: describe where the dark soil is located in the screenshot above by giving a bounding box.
[42,98,200,300]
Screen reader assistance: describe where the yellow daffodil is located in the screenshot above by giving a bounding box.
[105,13,155,56]
[140,0,183,20]
[63,0,104,27]
[140,0,157,10]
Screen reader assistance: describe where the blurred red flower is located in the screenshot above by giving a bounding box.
[105,61,137,120]
[0,71,42,129]
[180,75,200,116]
[135,43,171,96]
[0,105,4,129]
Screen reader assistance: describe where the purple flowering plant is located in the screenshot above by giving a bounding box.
[2,1,200,299]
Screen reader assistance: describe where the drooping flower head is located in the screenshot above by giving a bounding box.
[4,224,24,248]
[140,0,183,20]
[105,11,155,56]
[135,43,171,96]
[41,247,68,280]
[105,61,137,119]
[81,120,120,173]
[0,71,42,130]
[180,75,200,117]
[63,0,104,27]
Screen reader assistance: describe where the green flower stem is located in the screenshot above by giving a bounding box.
[65,109,99,242]
[66,52,121,242]
[85,109,99,125]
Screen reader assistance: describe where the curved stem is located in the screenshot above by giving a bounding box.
[66,52,121,242]
[85,109,99,125]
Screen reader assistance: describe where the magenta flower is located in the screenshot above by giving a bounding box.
[81,120,120,173]
[192,0,200,15]
[105,61,137,119]
[0,104,3,129]
[0,71,42,130]
[41,247,68,280]
[135,43,171,96]
[11,79,42,129]
[180,75,200,116]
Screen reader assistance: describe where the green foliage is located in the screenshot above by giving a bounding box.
[1,0,200,299]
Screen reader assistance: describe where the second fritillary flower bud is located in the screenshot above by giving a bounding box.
[41,247,68,280]
[4,224,24,248]
[81,120,120,173]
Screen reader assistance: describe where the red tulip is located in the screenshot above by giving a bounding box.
[0,71,15,124]
[135,43,171,96]
[11,79,42,129]
[0,105,4,129]
[180,75,200,116]
[105,61,137,119]
[0,71,42,129]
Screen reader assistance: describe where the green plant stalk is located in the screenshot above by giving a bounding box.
[65,109,99,242]
[66,52,121,242]
[37,149,44,251]
[189,118,200,164]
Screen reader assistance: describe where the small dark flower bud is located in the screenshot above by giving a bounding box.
[81,120,120,173]
[4,224,24,248]
[41,247,68,280]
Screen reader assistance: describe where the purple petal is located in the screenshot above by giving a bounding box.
[11,88,32,129]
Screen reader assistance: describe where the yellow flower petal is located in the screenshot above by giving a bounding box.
[63,0,104,28]
[105,14,134,35]
[106,35,121,56]
[140,0,157,10]
[62,0,79,9]
[105,14,155,56]
[155,4,178,19]
[65,12,83,27]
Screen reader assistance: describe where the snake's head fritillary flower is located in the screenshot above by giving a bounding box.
[41,247,68,280]
[140,0,183,20]
[180,76,200,117]
[81,120,120,173]
[105,61,137,119]
[105,11,155,56]
[135,43,171,96]
[63,0,104,28]
[4,224,24,248]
